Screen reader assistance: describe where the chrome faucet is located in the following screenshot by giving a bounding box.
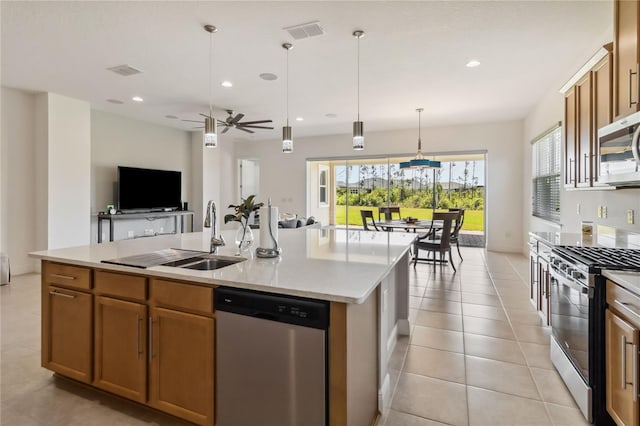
[204,200,226,254]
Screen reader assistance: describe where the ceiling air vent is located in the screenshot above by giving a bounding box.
[107,64,143,77]
[283,21,324,40]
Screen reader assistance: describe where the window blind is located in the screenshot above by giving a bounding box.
[532,125,561,223]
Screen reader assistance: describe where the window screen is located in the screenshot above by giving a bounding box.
[532,125,561,223]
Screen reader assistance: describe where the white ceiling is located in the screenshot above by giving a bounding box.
[1,1,612,142]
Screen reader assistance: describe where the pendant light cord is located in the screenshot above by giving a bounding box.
[418,109,422,151]
[357,35,360,122]
[209,30,213,117]
[286,46,289,127]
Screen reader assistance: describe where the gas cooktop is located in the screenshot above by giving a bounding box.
[552,246,640,271]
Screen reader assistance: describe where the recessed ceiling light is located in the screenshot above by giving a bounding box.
[325,113,337,118]
[259,73,278,81]
[165,115,179,119]
[466,60,481,68]
[296,117,304,121]
[132,96,144,102]
[221,81,233,88]
[106,99,124,104]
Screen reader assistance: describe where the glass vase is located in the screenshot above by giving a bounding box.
[235,223,254,252]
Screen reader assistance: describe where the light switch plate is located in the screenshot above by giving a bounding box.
[628,210,635,225]
[603,206,608,218]
[576,203,581,215]
[597,206,602,218]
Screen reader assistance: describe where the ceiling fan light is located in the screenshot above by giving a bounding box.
[204,116,218,148]
[282,126,293,153]
[353,121,364,150]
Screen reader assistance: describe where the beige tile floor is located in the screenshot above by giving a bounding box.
[380,248,590,426]
[0,248,589,425]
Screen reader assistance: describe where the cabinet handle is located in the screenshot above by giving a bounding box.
[634,344,639,402]
[49,290,75,299]
[622,335,628,390]
[50,273,76,280]
[584,153,589,182]
[148,317,153,363]
[591,154,599,182]
[569,159,575,183]
[136,314,141,360]
[630,67,638,108]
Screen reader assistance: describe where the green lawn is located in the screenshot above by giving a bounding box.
[335,206,484,231]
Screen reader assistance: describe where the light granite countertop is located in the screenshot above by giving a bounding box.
[30,228,415,304]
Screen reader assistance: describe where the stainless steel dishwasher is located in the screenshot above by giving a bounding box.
[215,287,329,426]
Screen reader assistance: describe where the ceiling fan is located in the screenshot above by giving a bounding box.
[183,110,274,134]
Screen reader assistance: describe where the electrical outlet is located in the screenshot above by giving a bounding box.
[127,230,134,238]
[576,203,581,215]
[144,229,154,236]
[628,210,635,225]
[597,206,603,218]
[160,227,164,234]
[603,206,608,218]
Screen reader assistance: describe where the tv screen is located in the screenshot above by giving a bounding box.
[117,166,182,212]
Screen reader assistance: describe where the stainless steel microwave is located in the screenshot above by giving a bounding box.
[598,110,640,186]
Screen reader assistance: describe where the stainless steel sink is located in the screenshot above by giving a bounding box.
[163,255,246,271]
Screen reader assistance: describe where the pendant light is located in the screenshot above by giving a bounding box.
[204,24,218,148]
[352,30,365,150]
[282,43,293,153]
[400,108,441,169]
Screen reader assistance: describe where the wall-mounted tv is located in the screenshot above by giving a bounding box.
[117,166,182,212]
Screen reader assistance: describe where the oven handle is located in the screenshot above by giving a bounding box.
[550,268,589,294]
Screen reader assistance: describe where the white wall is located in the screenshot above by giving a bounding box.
[91,110,192,242]
[46,93,91,249]
[234,120,524,253]
[1,87,37,273]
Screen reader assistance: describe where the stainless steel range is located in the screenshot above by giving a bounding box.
[549,246,640,424]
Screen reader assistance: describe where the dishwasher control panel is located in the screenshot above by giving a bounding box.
[215,287,330,330]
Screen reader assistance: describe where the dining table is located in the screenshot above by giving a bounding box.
[379,219,443,233]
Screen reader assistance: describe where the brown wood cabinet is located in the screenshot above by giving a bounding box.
[42,285,93,383]
[563,45,613,188]
[94,296,147,403]
[606,308,639,426]
[564,87,577,187]
[148,307,214,425]
[614,0,640,119]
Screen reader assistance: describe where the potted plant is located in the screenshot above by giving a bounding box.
[224,195,264,251]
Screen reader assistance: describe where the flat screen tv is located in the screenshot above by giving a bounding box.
[117,166,182,212]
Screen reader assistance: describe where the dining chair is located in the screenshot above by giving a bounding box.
[360,210,380,231]
[378,206,402,221]
[448,208,465,260]
[413,211,458,272]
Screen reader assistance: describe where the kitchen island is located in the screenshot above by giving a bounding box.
[30,228,415,426]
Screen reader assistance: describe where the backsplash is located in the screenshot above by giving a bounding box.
[562,187,640,234]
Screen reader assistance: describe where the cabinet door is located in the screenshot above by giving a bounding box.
[149,307,214,426]
[606,309,640,426]
[538,259,550,326]
[614,0,640,119]
[94,296,147,403]
[564,88,577,187]
[530,252,540,309]
[593,52,613,184]
[43,286,93,383]
[576,74,593,186]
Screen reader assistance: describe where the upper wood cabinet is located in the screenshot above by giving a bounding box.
[614,0,640,119]
[563,44,613,188]
[564,87,577,187]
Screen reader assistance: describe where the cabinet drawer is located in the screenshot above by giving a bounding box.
[95,270,147,301]
[44,262,92,290]
[607,280,640,328]
[150,279,213,314]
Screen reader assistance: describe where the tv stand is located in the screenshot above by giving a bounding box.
[97,210,194,243]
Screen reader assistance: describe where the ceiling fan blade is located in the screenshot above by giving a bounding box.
[222,127,230,134]
[237,127,255,134]
[238,120,273,125]
[230,113,245,124]
[239,125,274,130]
[182,119,204,123]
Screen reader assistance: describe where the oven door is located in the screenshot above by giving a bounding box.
[549,266,594,422]
[599,110,640,185]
